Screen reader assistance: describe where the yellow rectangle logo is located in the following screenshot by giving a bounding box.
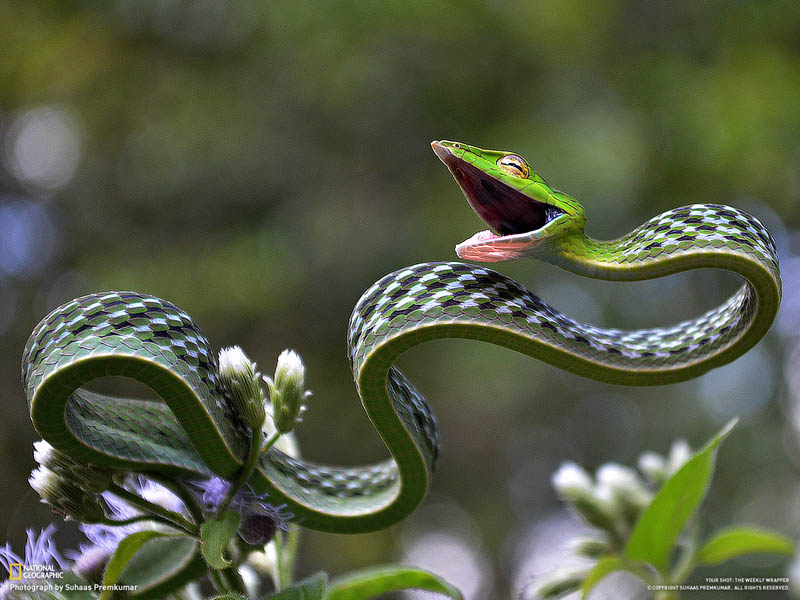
[9,564,22,580]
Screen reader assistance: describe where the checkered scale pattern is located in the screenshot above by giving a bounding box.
[590,204,779,274]
[346,204,780,480]
[19,202,781,532]
[22,291,247,471]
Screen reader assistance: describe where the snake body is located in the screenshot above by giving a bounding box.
[21,142,781,533]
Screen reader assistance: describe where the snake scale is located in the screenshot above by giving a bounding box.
[21,141,781,533]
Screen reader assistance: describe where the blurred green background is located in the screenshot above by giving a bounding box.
[1,1,800,598]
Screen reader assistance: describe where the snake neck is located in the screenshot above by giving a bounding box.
[546,204,781,292]
[547,233,643,280]
[547,231,704,282]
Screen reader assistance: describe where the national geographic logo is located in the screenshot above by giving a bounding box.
[6,563,64,580]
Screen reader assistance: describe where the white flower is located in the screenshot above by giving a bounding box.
[29,466,59,500]
[219,346,256,378]
[218,346,266,429]
[266,349,311,434]
[597,463,639,489]
[32,440,110,493]
[668,439,692,474]
[597,462,652,516]
[597,464,650,499]
[33,440,56,466]
[276,350,304,383]
[637,451,666,484]
[29,466,105,522]
[592,479,619,509]
[551,462,593,499]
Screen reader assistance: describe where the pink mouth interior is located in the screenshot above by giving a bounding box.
[438,151,551,236]
[463,229,500,244]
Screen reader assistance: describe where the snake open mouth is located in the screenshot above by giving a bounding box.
[432,143,564,239]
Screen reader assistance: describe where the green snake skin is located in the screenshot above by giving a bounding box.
[21,141,781,533]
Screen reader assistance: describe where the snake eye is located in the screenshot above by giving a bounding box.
[497,154,530,179]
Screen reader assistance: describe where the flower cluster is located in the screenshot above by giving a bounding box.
[264,350,311,434]
[0,525,66,600]
[552,439,691,550]
[28,441,110,523]
[523,439,693,599]
[219,346,267,430]
[218,346,312,437]
[190,476,294,546]
[10,348,311,598]
[71,477,186,583]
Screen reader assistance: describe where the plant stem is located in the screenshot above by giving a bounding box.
[218,428,265,514]
[274,532,284,592]
[148,475,206,525]
[99,514,189,531]
[220,565,247,595]
[281,526,300,589]
[262,431,281,455]
[670,518,700,584]
[107,483,199,536]
[208,568,228,593]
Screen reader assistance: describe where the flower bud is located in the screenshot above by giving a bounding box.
[219,346,267,430]
[238,513,277,546]
[29,467,60,507]
[265,350,311,434]
[551,462,593,500]
[33,440,112,493]
[552,462,623,539]
[29,467,106,523]
[569,535,610,558]
[637,451,667,486]
[596,463,652,525]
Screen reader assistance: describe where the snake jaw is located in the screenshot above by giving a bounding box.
[455,229,542,262]
[433,140,565,262]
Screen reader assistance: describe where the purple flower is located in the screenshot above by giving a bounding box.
[0,525,66,599]
[193,476,230,512]
[189,476,294,545]
[68,477,186,581]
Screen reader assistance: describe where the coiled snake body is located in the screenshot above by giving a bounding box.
[22,141,781,533]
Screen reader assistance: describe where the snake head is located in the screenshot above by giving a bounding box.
[432,140,585,263]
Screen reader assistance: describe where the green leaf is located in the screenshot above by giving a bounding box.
[580,558,625,598]
[98,530,181,600]
[200,510,241,569]
[125,536,205,599]
[211,595,246,599]
[625,419,737,573]
[266,572,328,600]
[579,558,654,599]
[697,527,795,566]
[328,565,463,600]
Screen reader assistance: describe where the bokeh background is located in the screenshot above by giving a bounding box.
[1,2,800,598]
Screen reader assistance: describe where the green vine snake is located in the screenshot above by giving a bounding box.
[22,141,781,533]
